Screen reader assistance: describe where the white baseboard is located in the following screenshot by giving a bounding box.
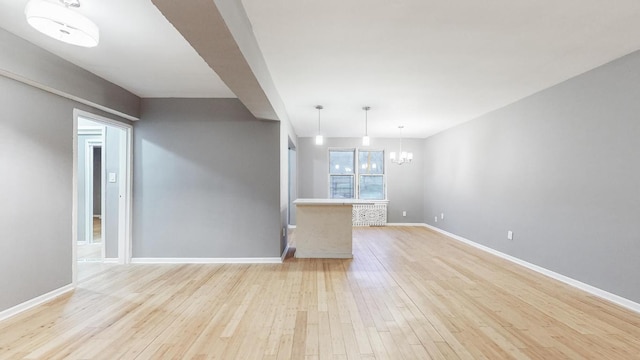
[423,223,640,315]
[281,243,291,262]
[0,284,74,323]
[102,258,118,264]
[131,257,283,264]
[386,223,423,226]
[293,251,353,259]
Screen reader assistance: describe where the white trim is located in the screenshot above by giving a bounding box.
[0,284,74,322]
[72,116,78,285]
[386,223,422,226]
[287,225,297,229]
[78,127,103,136]
[281,242,291,262]
[125,126,133,264]
[102,258,119,264]
[423,224,640,315]
[293,251,353,259]
[131,257,284,264]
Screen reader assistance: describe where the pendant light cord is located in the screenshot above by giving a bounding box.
[363,106,371,136]
[316,105,323,133]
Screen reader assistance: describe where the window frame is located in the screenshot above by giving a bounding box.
[328,147,386,200]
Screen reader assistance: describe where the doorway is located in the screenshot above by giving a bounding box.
[77,133,105,263]
[73,110,132,283]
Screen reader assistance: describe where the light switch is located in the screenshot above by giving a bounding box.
[108,172,117,183]
[507,230,513,240]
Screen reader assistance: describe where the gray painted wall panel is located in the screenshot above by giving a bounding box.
[0,77,72,311]
[0,28,140,120]
[104,127,121,259]
[423,50,640,303]
[297,137,424,223]
[0,75,130,312]
[133,98,281,258]
[288,148,297,225]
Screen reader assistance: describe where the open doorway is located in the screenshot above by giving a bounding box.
[73,110,132,283]
[77,127,105,263]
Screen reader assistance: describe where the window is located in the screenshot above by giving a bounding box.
[329,149,385,200]
[329,150,355,198]
[358,150,384,200]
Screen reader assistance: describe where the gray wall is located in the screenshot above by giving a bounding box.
[424,50,640,303]
[0,75,131,312]
[288,147,297,225]
[297,137,424,223]
[0,28,140,120]
[133,98,282,258]
[0,31,134,313]
[104,127,122,259]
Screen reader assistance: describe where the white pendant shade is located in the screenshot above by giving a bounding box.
[25,0,99,48]
[314,105,324,146]
[362,135,370,146]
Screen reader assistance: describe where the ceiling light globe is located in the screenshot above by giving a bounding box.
[25,0,99,48]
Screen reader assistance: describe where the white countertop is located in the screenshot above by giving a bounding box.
[294,198,388,206]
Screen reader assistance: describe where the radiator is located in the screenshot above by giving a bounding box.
[352,202,387,226]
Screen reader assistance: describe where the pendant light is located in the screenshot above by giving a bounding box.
[362,106,371,146]
[389,126,413,165]
[25,0,100,48]
[315,105,324,145]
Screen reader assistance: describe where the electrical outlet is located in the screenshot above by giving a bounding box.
[402,211,407,217]
[441,213,444,220]
[283,227,286,237]
[435,216,438,222]
[507,230,513,240]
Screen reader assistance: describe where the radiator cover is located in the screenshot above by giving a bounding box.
[352,202,388,226]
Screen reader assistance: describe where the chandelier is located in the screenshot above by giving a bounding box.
[389,126,413,165]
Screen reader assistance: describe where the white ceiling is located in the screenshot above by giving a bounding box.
[0,0,235,98]
[2,0,640,138]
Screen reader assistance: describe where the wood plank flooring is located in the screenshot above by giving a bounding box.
[2,226,640,359]
[77,217,102,261]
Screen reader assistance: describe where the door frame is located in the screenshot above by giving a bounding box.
[72,109,133,285]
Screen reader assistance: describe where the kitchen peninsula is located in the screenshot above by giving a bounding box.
[293,198,365,258]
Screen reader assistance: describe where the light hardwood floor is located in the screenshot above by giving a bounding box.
[2,226,640,359]
[77,217,103,261]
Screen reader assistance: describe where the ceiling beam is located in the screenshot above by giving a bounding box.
[151,0,287,122]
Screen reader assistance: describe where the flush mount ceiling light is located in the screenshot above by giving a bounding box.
[390,126,413,165]
[25,0,100,48]
[362,106,371,146]
[315,105,324,145]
